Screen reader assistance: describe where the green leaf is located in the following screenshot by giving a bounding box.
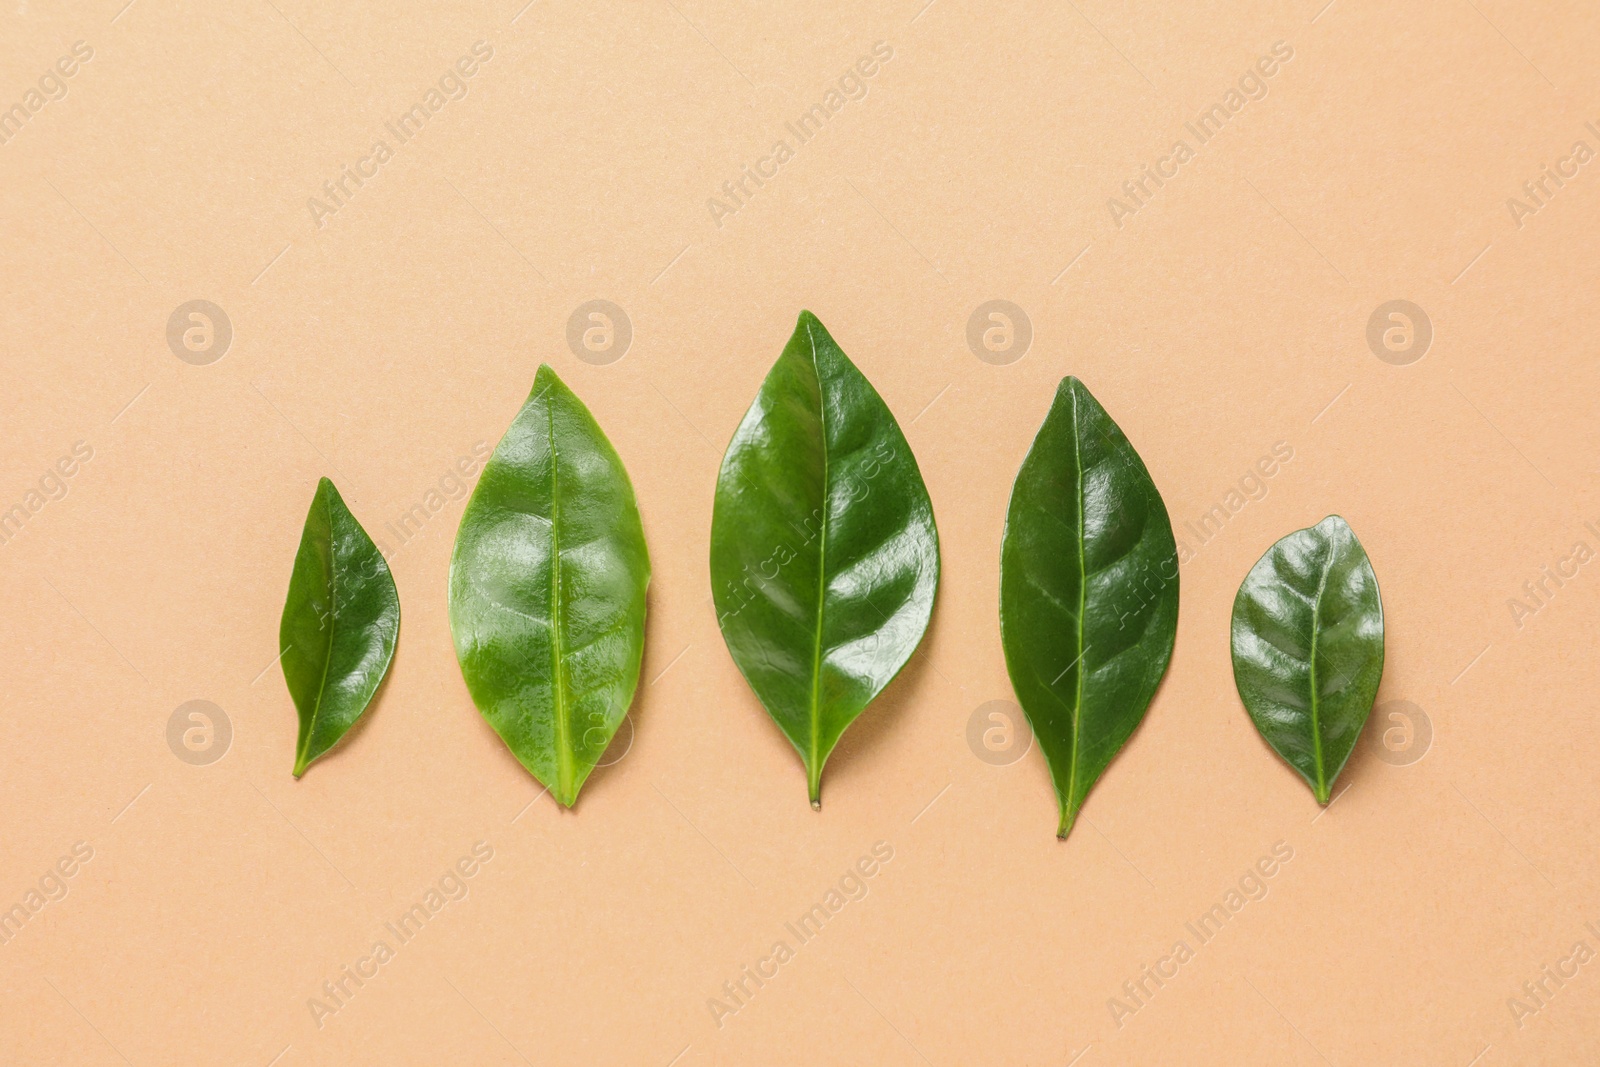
[710,311,939,808]
[999,377,1179,839]
[281,477,400,778]
[1230,515,1384,804]
[448,364,650,807]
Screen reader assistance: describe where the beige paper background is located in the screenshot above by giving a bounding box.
[2,0,1598,1063]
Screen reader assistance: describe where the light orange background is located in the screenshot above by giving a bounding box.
[2,1,1598,1063]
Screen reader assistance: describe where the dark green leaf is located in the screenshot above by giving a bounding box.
[1231,515,1384,803]
[448,364,650,807]
[999,377,1179,838]
[710,311,939,808]
[281,477,400,778]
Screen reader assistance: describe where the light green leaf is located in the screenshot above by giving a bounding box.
[448,364,650,807]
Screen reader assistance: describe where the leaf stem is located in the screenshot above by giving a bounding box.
[1058,805,1076,840]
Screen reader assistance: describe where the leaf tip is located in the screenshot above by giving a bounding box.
[312,476,341,510]
[793,310,837,351]
[1313,515,1362,552]
[1055,375,1090,409]
[532,363,570,400]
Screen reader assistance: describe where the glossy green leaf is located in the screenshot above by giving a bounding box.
[1230,515,1384,804]
[281,477,400,778]
[999,377,1179,839]
[448,364,650,807]
[710,311,939,808]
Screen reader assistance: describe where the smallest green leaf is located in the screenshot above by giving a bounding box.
[1230,515,1384,804]
[281,477,400,778]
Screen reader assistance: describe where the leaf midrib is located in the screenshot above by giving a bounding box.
[1306,544,1335,800]
[296,488,339,774]
[804,321,829,806]
[1067,385,1086,831]
[545,386,574,801]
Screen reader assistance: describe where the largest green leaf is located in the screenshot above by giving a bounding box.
[999,377,1179,839]
[449,364,650,807]
[710,311,939,808]
[1230,515,1384,803]
[281,477,400,778]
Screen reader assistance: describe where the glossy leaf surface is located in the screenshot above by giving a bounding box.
[449,364,650,807]
[281,477,400,778]
[999,377,1179,838]
[1231,515,1384,803]
[710,311,939,807]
